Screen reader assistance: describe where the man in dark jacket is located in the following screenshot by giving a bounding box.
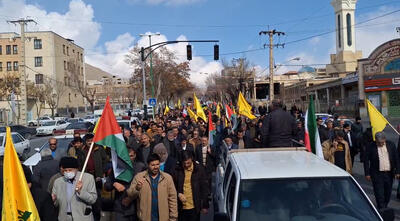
[163,130,178,159]
[153,143,177,176]
[343,123,358,165]
[261,99,297,147]
[32,148,60,190]
[195,136,216,190]
[174,150,209,221]
[177,137,195,164]
[364,132,400,209]
[105,147,146,221]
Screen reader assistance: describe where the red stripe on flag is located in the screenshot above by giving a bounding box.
[93,97,122,142]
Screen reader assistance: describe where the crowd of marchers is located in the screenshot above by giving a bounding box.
[0,99,400,221]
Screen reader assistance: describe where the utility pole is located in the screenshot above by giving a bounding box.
[8,19,36,125]
[259,29,285,101]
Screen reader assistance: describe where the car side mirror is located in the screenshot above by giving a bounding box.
[34,148,40,152]
[379,208,394,221]
[214,213,230,221]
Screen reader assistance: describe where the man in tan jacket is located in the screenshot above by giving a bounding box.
[322,130,352,174]
[126,153,178,221]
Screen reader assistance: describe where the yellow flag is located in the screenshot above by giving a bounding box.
[367,99,389,141]
[187,108,198,122]
[237,92,256,120]
[194,93,207,122]
[178,99,182,109]
[164,104,170,115]
[216,103,221,119]
[2,127,40,221]
[93,117,101,133]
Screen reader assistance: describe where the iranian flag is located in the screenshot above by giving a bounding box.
[208,111,216,147]
[93,97,134,182]
[225,104,238,130]
[304,96,323,158]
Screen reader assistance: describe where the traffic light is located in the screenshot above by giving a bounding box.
[214,44,219,60]
[141,47,145,61]
[187,45,192,60]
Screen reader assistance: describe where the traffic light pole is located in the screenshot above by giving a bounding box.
[139,39,219,120]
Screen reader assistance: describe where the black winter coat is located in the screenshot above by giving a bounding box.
[31,183,58,221]
[261,108,297,147]
[32,155,60,190]
[364,141,399,177]
[173,162,209,213]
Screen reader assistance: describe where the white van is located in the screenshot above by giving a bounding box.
[214,148,391,221]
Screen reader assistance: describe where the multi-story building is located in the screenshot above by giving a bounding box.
[0,31,86,124]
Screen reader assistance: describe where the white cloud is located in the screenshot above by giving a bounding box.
[355,6,399,57]
[0,0,101,50]
[85,33,135,78]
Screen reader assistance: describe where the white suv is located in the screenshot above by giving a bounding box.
[214,148,390,221]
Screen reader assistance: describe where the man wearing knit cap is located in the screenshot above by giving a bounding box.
[52,157,97,221]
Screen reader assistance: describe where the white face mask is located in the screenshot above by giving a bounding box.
[64,171,76,180]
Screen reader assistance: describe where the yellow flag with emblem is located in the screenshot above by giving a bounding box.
[2,127,40,221]
[177,99,182,109]
[367,99,389,141]
[187,108,198,122]
[193,93,207,122]
[164,104,170,115]
[237,92,256,120]
[216,103,221,118]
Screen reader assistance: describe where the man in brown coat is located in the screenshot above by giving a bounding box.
[126,153,178,221]
[322,130,352,174]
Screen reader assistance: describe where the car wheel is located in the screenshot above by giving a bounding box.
[52,129,56,136]
[28,122,34,127]
[24,133,32,140]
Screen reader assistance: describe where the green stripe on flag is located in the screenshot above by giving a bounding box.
[95,134,133,183]
[307,96,318,154]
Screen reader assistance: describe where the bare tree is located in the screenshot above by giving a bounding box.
[27,81,47,119]
[43,78,66,118]
[0,73,21,123]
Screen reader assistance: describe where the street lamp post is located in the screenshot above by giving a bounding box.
[139,32,160,120]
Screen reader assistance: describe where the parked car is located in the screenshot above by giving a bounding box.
[0,125,36,140]
[66,118,85,124]
[36,120,70,136]
[0,132,30,159]
[28,116,53,126]
[214,148,388,221]
[315,113,333,121]
[23,134,77,170]
[53,122,94,135]
[117,120,132,130]
[83,115,99,125]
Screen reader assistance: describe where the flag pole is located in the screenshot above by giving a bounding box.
[387,122,400,136]
[76,141,95,187]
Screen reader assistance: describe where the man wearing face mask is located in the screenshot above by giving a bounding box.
[52,157,97,221]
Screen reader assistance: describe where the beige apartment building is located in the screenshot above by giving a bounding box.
[0,31,85,124]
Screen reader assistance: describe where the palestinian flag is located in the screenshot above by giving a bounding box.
[304,96,323,158]
[225,104,238,131]
[93,97,134,182]
[208,111,216,147]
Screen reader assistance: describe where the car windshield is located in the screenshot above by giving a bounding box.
[41,138,74,152]
[118,122,130,129]
[41,121,56,126]
[66,123,88,129]
[84,116,93,119]
[238,177,380,221]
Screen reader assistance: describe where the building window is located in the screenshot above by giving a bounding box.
[69,93,71,102]
[72,49,75,54]
[64,61,67,70]
[34,57,43,67]
[13,61,18,71]
[64,77,68,86]
[0,45,2,55]
[12,45,17,54]
[35,74,43,84]
[67,46,69,56]
[337,14,341,48]
[34,39,42,49]
[80,53,83,61]
[6,62,11,71]
[346,13,352,47]
[6,45,11,55]
[0,62,2,71]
